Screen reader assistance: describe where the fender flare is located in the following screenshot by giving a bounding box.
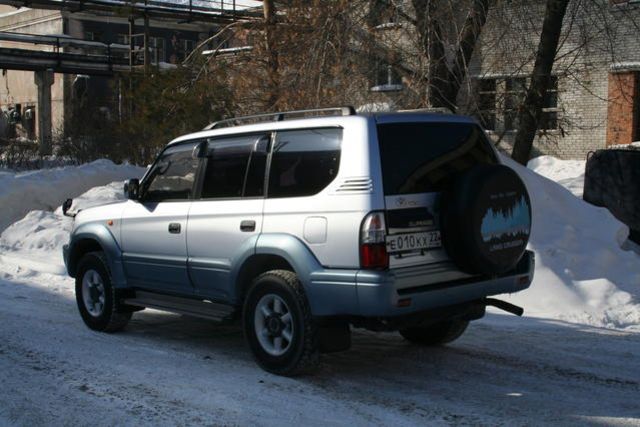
[66,223,128,288]
[230,233,359,316]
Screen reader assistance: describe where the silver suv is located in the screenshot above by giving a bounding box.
[63,107,534,375]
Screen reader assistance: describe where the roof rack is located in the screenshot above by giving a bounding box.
[203,106,356,130]
[397,107,453,114]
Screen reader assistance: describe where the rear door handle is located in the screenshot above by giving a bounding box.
[168,223,181,234]
[240,220,256,232]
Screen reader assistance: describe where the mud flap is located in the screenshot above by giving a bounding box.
[318,322,351,353]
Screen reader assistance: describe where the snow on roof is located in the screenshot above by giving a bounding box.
[610,62,640,72]
[202,45,253,56]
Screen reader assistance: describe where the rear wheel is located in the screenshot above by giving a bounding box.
[75,251,131,332]
[243,270,319,376]
[399,320,469,346]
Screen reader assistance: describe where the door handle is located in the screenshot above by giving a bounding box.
[168,223,181,234]
[240,220,256,232]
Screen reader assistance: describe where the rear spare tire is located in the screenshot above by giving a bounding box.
[440,164,531,275]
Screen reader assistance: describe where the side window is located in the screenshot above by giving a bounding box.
[200,135,268,199]
[268,128,342,198]
[142,143,200,202]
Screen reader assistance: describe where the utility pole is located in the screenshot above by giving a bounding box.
[144,14,150,74]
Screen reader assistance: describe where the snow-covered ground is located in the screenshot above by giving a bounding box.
[527,155,586,198]
[0,158,639,425]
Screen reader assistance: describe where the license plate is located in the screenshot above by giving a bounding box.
[386,231,442,253]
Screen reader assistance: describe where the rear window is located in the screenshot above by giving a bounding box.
[377,122,496,195]
[268,128,342,198]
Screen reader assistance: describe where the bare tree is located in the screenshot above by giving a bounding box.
[511,0,570,164]
[412,0,490,111]
[263,0,279,109]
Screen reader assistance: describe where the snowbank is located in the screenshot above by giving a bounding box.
[0,182,128,274]
[502,155,640,329]
[0,160,144,232]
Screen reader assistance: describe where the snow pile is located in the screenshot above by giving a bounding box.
[0,182,127,274]
[0,160,144,232]
[527,155,585,197]
[502,155,640,330]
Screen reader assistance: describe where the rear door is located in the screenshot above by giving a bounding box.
[376,120,497,268]
[186,133,269,301]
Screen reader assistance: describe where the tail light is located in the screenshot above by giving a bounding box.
[360,211,389,269]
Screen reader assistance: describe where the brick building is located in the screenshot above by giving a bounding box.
[365,0,640,160]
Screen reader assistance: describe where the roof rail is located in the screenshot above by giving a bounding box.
[203,106,356,130]
[397,107,453,114]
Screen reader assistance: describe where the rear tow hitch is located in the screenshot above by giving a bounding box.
[484,298,524,316]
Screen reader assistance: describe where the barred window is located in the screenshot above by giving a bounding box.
[505,78,527,131]
[540,76,559,131]
[477,78,497,131]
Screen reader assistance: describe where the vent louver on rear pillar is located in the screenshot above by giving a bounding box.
[335,177,373,193]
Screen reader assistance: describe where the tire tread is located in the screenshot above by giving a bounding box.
[244,269,319,375]
[76,251,131,333]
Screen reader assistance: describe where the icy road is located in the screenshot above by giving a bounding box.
[0,267,638,426]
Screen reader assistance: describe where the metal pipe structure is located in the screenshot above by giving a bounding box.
[0,0,261,24]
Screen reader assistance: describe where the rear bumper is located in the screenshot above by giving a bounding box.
[307,250,534,317]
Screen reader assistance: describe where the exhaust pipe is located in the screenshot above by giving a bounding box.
[484,298,524,316]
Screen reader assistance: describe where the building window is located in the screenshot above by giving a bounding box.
[474,75,560,133]
[150,37,166,63]
[370,58,403,92]
[540,76,559,131]
[116,34,130,46]
[477,78,497,131]
[504,78,527,131]
[176,39,196,62]
[369,0,403,28]
[183,39,195,55]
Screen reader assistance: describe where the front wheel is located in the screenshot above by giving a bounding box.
[75,251,131,332]
[399,319,469,346]
[243,270,319,376]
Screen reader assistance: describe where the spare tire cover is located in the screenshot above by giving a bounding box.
[440,164,532,275]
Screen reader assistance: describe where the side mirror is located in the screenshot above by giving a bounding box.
[124,178,139,200]
[62,198,74,217]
